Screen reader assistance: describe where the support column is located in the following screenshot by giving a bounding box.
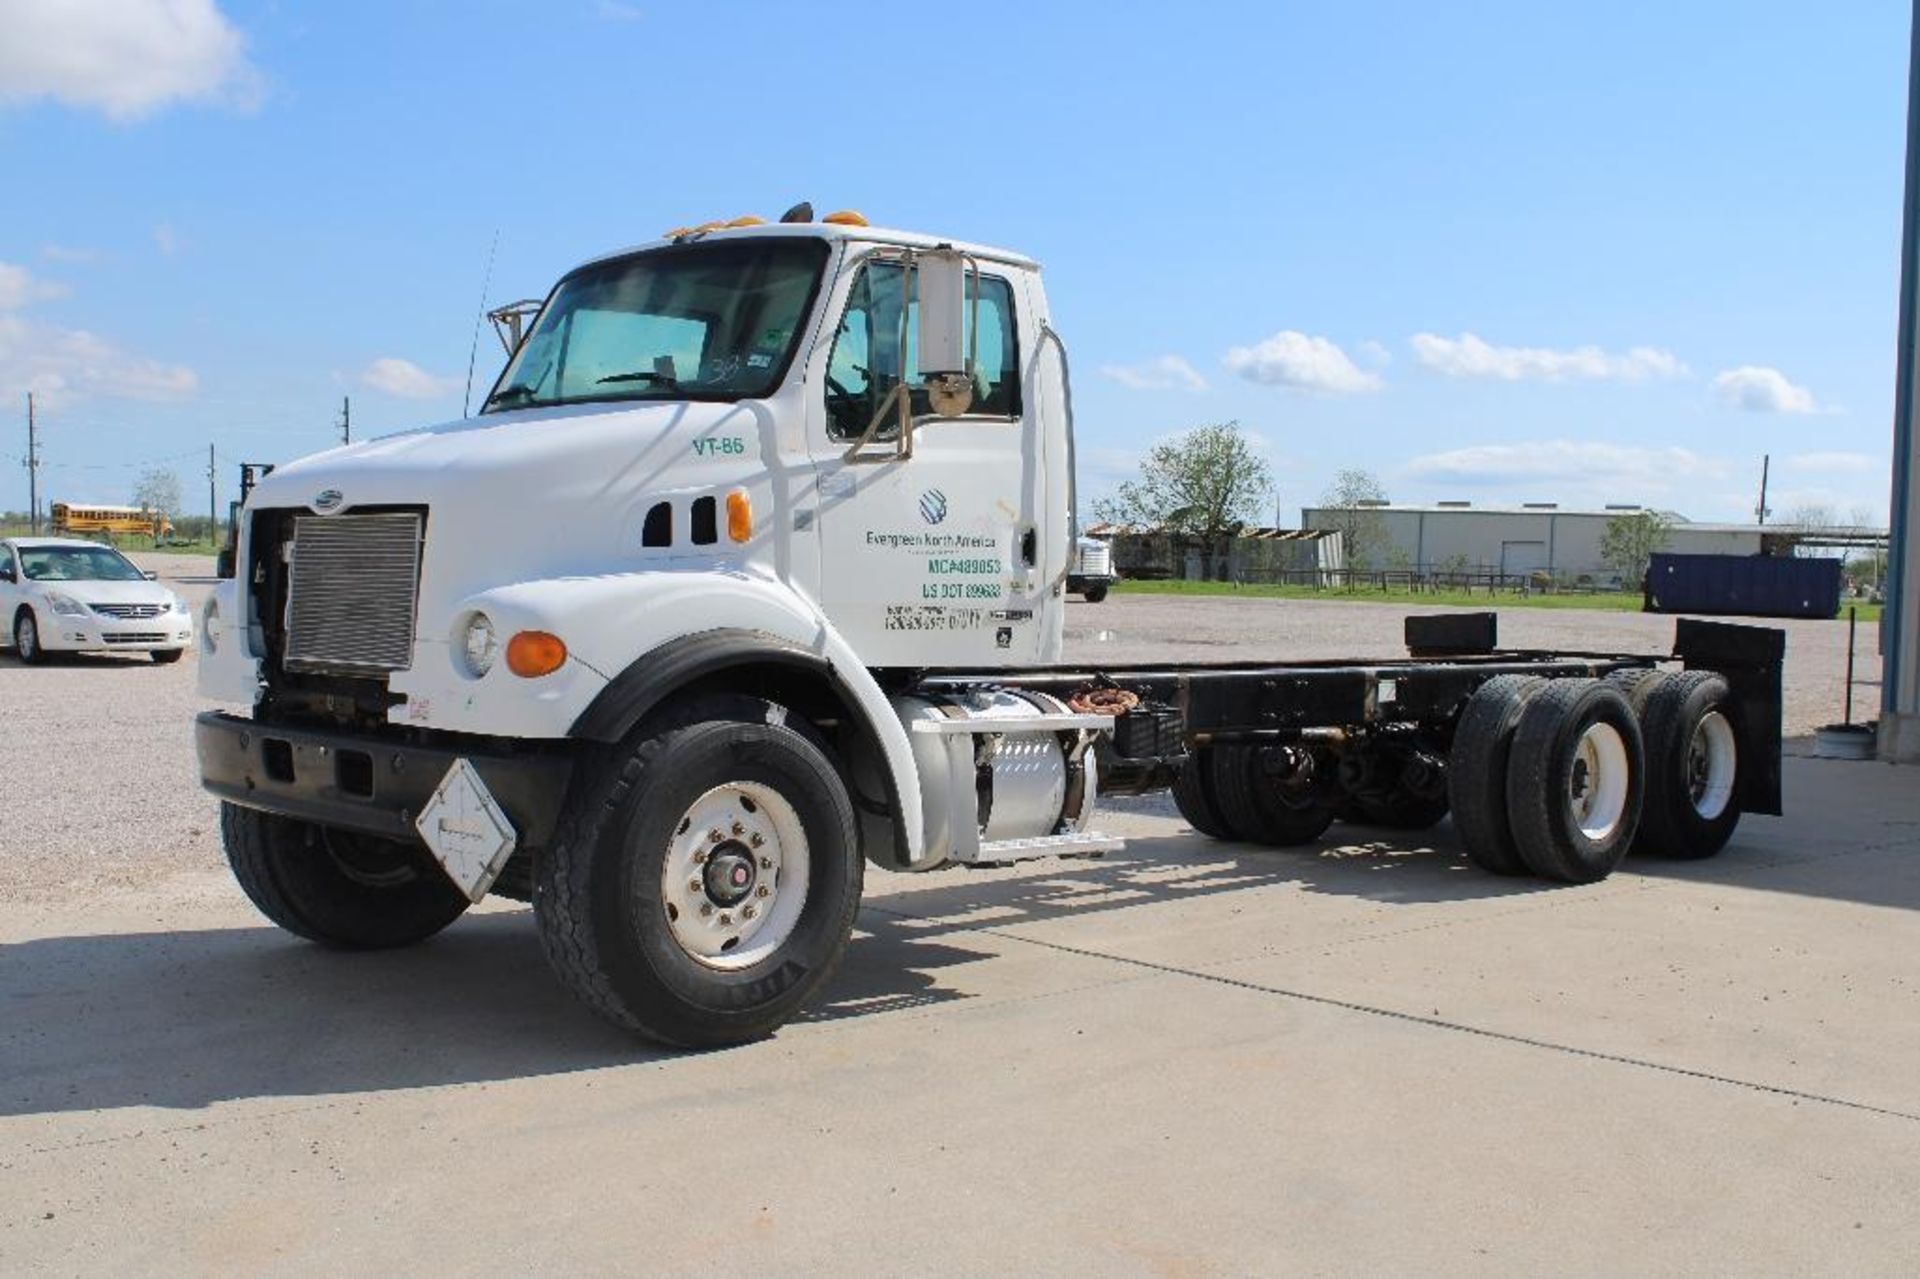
[1883,0,1920,761]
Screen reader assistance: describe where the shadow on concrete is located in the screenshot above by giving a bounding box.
[3,825,1572,1120]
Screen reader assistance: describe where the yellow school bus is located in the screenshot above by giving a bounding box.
[49,503,175,541]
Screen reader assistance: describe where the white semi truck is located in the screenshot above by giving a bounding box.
[196,208,1783,1046]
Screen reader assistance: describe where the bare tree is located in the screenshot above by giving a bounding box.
[1093,421,1272,580]
[133,467,183,521]
[1318,468,1390,580]
[1599,510,1673,590]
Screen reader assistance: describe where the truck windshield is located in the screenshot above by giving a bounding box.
[484,238,830,413]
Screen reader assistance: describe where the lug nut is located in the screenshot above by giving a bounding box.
[749,833,765,848]
[699,903,714,917]
[718,912,732,926]
[756,885,770,899]
[708,828,725,843]
[742,906,756,920]
[731,821,745,836]
[688,878,703,893]
[759,856,772,869]
[693,850,708,864]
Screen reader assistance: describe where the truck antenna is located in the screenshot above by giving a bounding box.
[462,228,501,418]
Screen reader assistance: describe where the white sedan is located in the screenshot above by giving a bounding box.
[0,537,194,664]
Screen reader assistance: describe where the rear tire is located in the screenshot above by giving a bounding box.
[221,803,470,948]
[533,697,862,1047]
[1172,749,1235,839]
[1210,745,1336,846]
[1447,675,1545,875]
[1634,671,1742,860]
[1505,680,1645,884]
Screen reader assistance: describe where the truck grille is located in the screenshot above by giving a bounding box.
[1080,541,1112,576]
[283,512,424,673]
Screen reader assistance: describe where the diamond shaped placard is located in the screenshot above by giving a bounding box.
[416,757,517,903]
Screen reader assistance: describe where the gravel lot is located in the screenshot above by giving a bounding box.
[0,556,1882,903]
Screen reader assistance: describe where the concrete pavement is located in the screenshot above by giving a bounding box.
[4,755,1920,1274]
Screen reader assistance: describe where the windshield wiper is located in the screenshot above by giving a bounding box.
[596,370,680,388]
[484,381,543,409]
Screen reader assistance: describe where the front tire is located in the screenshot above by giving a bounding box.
[14,609,46,665]
[152,647,186,664]
[534,699,862,1047]
[221,803,470,948]
[1083,583,1110,603]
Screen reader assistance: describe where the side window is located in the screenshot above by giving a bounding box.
[0,551,13,582]
[824,262,1021,440]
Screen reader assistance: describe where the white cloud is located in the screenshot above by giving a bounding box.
[0,0,261,121]
[0,313,198,405]
[1411,332,1688,383]
[362,357,458,400]
[1356,340,1392,368]
[593,0,644,19]
[1711,365,1819,414]
[0,262,68,310]
[1099,355,1208,392]
[153,224,181,257]
[1223,331,1381,394]
[40,244,100,264]
[1786,450,1880,474]
[1404,440,1728,489]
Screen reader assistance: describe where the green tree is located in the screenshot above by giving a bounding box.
[1599,510,1674,590]
[1319,468,1390,582]
[1093,421,1272,581]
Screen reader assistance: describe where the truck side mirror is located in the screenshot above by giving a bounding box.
[916,249,975,417]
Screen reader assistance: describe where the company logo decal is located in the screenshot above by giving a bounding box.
[918,489,948,525]
[313,489,344,513]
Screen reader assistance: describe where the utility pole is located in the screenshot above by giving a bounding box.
[25,392,40,535]
[207,443,218,545]
[339,395,351,445]
[1755,453,1771,525]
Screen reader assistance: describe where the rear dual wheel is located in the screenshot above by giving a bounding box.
[1172,745,1335,846]
[1504,679,1645,884]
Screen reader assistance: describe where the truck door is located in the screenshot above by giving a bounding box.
[804,252,1049,666]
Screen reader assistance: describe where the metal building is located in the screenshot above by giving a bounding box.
[1299,502,1766,586]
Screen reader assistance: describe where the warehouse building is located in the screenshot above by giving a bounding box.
[1298,501,1765,586]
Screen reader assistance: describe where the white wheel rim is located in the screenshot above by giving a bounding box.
[660,781,809,971]
[1688,711,1737,820]
[1569,722,1630,842]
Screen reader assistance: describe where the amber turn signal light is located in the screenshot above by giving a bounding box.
[726,489,753,543]
[506,630,568,678]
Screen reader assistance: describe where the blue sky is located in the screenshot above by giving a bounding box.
[0,0,1910,525]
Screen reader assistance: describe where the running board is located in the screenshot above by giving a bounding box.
[912,713,1116,735]
[958,831,1126,866]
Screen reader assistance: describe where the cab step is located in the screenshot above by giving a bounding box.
[959,830,1125,867]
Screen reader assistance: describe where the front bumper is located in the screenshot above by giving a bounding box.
[195,711,575,848]
[45,612,193,651]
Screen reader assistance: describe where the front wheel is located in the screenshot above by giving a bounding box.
[1082,583,1110,603]
[14,609,46,665]
[151,647,186,664]
[534,699,862,1047]
[221,804,470,948]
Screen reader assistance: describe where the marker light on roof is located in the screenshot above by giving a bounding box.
[822,210,869,226]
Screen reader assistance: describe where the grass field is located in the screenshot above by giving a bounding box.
[0,523,219,555]
[1112,577,1884,623]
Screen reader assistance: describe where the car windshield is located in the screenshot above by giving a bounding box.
[18,545,147,582]
[484,238,830,413]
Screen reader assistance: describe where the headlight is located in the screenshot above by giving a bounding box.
[46,592,88,617]
[171,595,190,615]
[460,613,498,678]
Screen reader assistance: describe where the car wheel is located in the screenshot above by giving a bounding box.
[14,609,46,665]
[151,647,186,664]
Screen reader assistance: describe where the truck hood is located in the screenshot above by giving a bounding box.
[243,397,787,629]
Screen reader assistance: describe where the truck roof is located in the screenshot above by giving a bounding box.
[575,220,1040,275]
